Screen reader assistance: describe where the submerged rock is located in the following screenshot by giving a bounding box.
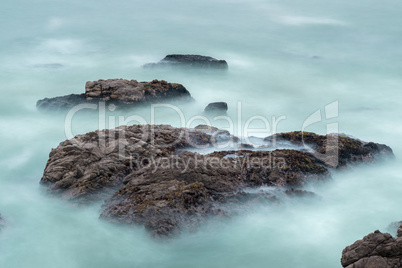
[341,228,402,268]
[204,102,228,114]
[144,54,228,70]
[40,126,393,237]
[36,79,193,111]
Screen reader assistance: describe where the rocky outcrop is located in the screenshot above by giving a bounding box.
[144,54,228,70]
[37,79,193,111]
[341,227,402,268]
[266,131,393,168]
[40,125,218,203]
[100,149,328,237]
[40,126,393,237]
[204,102,228,114]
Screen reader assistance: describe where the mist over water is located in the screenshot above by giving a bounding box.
[1,0,402,267]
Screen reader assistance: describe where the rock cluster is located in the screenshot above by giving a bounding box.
[37,79,193,111]
[40,125,393,237]
[144,54,228,69]
[341,226,402,268]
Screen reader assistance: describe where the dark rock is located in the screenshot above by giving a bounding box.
[284,188,317,198]
[100,149,329,237]
[36,79,193,111]
[239,143,254,149]
[265,131,394,168]
[144,54,228,70]
[40,125,215,204]
[40,125,393,237]
[341,229,402,267]
[204,102,228,114]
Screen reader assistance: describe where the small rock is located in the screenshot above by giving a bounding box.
[341,229,402,267]
[144,54,228,70]
[37,79,193,111]
[204,102,228,114]
[239,143,254,149]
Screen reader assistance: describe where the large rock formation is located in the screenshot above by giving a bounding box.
[144,54,228,70]
[40,125,217,203]
[37,79,193,111]
[266,131,393,168]
[341,226,402,268]
[40,126,393,237]
[100,149,329,237]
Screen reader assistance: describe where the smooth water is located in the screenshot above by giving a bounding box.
[1,0,402,267]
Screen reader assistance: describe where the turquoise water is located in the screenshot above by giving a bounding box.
[1,0,402,267]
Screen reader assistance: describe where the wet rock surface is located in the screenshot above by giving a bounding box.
[40,126,393,237]
[40,125,215,203]
[144,54,228,69]
[266,131,393,168]
[37,79,193,111]
[341,227,402,268]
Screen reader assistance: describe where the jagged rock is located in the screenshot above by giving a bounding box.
[266,131,393,168]
[204,102,228,114]
[36,79,193,111]
[100,149,328,237]
[40,126,393,237]
[144,54,228,70]
[341,229,402,268]
[40,125,215,203]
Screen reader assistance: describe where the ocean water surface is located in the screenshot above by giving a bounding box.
[1,0,402,267]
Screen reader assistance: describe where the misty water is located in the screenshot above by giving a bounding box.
[1,0,402,267]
